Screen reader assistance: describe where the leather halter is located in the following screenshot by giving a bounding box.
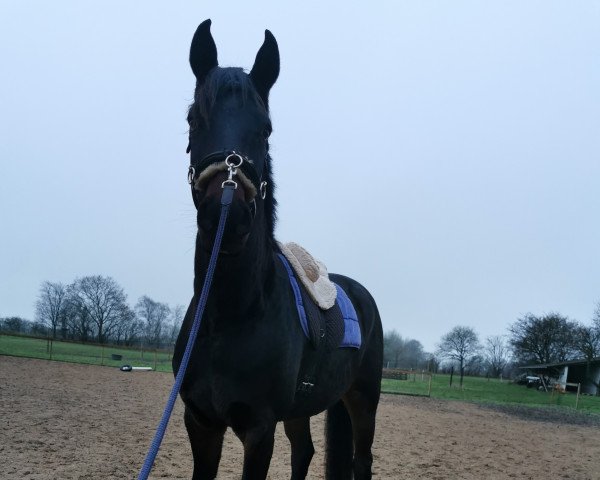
[187,150,267,212]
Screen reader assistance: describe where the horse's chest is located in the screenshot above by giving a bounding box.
[185,320,297,419]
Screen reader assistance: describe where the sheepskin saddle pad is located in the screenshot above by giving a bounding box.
[277,242,361,350]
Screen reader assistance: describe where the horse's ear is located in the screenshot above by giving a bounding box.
[250,30,279,104]
[190,19,218,83]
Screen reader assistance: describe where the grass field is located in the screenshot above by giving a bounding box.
[382,373,600,415]
[2,333,600,415]
[0,334,174,372]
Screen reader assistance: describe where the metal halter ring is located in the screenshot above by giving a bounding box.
[225,152,244,168]
[260,181,268,200]
[187,166,196,185]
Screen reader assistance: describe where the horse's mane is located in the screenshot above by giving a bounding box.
[188,67,278,242]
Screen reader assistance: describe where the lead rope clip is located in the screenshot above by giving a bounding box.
[222,152,244,189]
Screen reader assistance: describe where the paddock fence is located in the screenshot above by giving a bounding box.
[0,333,174,372]
[2,334,599,414]
[381,368,433,397]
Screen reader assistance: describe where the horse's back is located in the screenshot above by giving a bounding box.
[329,273,382,343]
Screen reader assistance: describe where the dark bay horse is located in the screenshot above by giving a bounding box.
[173,19,383,480]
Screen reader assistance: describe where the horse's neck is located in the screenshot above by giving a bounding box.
[193,236,275,315]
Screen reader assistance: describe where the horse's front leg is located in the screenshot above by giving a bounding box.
[184,407,227,480]
[237,420,276,480]
[284,417,314,480]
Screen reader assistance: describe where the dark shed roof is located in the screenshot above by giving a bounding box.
[519,357,600,369]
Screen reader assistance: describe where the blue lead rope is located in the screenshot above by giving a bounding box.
[137,185,235,480]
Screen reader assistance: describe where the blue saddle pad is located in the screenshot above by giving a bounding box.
[277,253,361,349]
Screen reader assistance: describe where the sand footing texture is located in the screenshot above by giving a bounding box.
[1,356,599,479]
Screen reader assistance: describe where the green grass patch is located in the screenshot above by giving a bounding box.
[0,334,174,372]
[382,373,600,415]
[381,376,431,397]
[3,334,600,416]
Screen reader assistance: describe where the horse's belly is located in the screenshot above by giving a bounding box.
[285,347,360,419]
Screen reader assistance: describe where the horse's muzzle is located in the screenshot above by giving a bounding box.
[197,172,253,255]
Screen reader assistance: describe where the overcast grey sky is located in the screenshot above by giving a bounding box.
[1,1,598,352]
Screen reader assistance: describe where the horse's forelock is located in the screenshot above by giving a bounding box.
[189,67,266,128]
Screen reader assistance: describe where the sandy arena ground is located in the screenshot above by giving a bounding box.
[1,356,599,479]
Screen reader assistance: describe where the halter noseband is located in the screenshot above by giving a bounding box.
[187,150,268,213]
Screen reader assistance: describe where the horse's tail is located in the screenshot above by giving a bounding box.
[325,400,353,479]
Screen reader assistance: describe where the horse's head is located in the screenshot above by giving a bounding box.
[187,20,279,256]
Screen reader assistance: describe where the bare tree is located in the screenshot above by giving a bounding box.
[35,281,67,339]
[383,331,426,369]
[484,335,510,377]
[401,339,426,370]
[589,302,600,357]
[64,293,94,341]
[68,276,129,343]
[0,316,30,334]
[112,304,138,345]
[509,312,578,365]
[575,323,600,361]
[436,326,481,387]
[426,354,440,373]
[135,296,171,349]
[383,330,404,368]
[574,306,600,394]
[168,304,186,347]
[465,355,485,376]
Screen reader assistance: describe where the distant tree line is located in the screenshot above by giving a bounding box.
[0,316,48,336]
[383,326,513,384]
[383,301,600,387]
[0,276,185,349]
[508,310,600,365]
[383,330,433,371]
[5,276,599,382]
